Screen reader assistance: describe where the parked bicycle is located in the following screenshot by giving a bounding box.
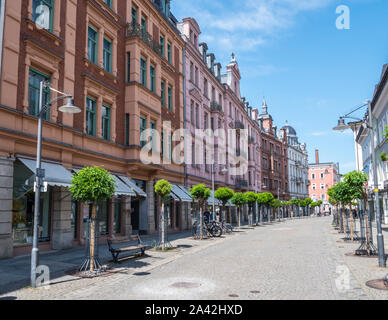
[218,220,233,234]
[192,219,223,238]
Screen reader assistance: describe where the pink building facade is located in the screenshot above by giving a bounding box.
[178,18,263,196]
[308,150,339,211]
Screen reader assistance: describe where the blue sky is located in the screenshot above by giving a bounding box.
[171,0,388,174]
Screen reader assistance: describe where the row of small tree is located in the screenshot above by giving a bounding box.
[68,167,328,272]
[327,171,368,242]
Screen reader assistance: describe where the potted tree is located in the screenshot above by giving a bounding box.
[231,193,247,230]
[154,179,172,250]
[214,187,234,223]
[70,166,116,272]
[244,192,258,227]
[263,192,274,222]
[343,171,368,242]
[190,184,211,240]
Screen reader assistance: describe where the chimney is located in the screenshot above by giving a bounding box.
[206,53,215,71]
[199,42,208,61]
[315,149,319,164]
[213,62,221,80]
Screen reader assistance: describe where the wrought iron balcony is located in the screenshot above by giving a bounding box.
[126,22,162,57]
[236,179,248,189]
[210,101,223,112]
[235,120,244,130]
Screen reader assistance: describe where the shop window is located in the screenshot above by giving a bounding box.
[102,104,111,141]
[86,97,96,137]
[28,68,51,120]
[88,26,98,64]
[12,162,52,246]
[32,0,54,31]
[97,201,109,235]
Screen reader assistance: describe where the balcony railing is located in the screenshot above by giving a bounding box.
[236,179,248,189]
[235,120,244,130]
[126,22,162,57]
[210,101,223,112]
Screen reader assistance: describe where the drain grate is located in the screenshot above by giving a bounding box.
[170,282,201,289]
[250,291,260,294]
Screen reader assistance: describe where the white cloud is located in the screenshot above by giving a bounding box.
[173,0,336,53]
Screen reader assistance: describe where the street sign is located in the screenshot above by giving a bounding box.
[34,181,48,193]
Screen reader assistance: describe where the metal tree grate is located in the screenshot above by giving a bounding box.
[355,210,377,256]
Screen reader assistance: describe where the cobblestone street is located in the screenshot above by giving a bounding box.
[1,217,387,300]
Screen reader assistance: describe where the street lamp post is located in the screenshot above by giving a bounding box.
[333,100,386,268]
[277,186,281,222]
[31,81,81,288]
[211,163,227,222]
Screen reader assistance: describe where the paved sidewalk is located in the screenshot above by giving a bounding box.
[329,219,388,300]
[0,223,249,297]
[0,229,194,295]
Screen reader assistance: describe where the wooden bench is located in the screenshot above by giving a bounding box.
[107,235,147,263]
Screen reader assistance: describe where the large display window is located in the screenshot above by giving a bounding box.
[12,161,52,246]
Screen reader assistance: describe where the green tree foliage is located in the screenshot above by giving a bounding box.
[215,187,234,222]
[343,171,368,202]
[70,167,116,203]
[154,179,172,199]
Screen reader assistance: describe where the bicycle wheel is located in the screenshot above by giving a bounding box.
[211,225,223,237]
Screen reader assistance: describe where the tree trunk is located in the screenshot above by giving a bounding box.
[238,207,241,229]
[161,201,166,248]
[90,203,96,272]
[350,204,354,241]
[199,201,203,240]
[259,205,263,224]
[342,204,346,234]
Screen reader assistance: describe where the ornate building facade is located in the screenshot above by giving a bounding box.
[282,123,309,200]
